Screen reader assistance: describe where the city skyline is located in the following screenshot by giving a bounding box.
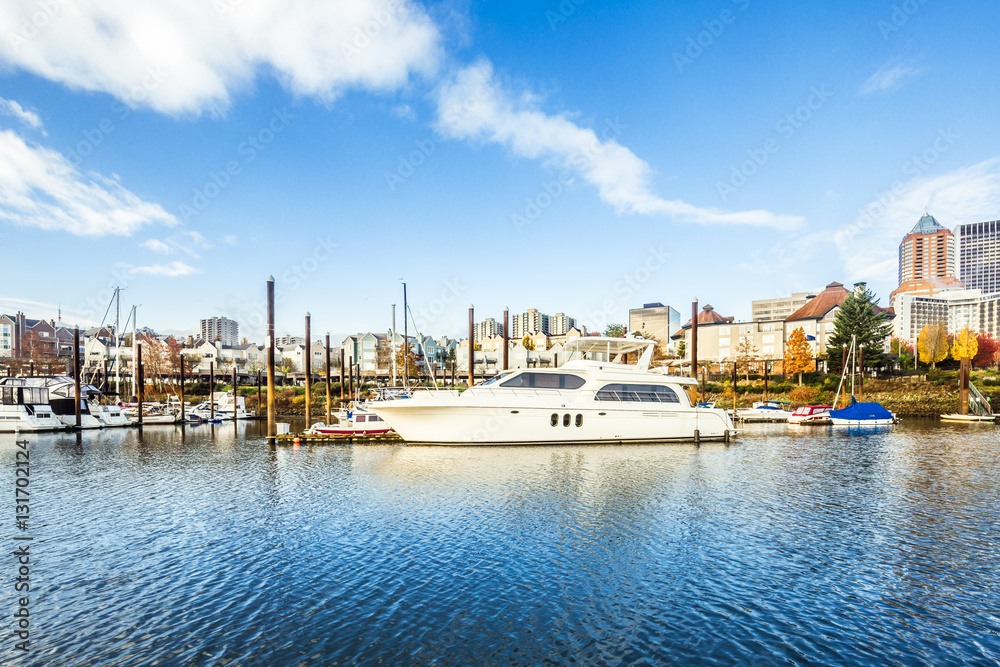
[1,1,999,340]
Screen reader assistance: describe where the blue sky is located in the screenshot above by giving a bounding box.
[1,0,999,342]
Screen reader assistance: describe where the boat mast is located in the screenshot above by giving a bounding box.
[391,304,397,386]
[402,282,409,391]
[114,287,121,396]
[132,305,137,401]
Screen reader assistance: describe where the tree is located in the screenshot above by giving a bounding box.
[736,336,757,383]
[891,337,915,370]
[521,335,535,351]
[784,326,812,385]
[603,323,626,338]
[918,322,948,369]
[952,326,978,362]
[394,346,418,378]
[825,285,893,371]
[974,333,999,368]
[139,333,169,390]
[676,339,686,359]
[278,357,297,374]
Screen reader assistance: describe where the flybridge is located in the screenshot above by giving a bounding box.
[563,336,655,370]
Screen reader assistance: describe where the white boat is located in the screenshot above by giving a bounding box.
[1,376,102,429]
[370,337,735,445]
[306,406,393,436]
[89,401,133,428]
[828,336,897,426]
[0,383,66,432]
[190,392,252,421]
[734,400,793,423]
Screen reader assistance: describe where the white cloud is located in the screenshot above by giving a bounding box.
[860,62,923,95]
[835,158,1000,282]
[0,97,44,132]
[141,239,173,254]
[434,60,803,229]
[121,261,199,277]
[0,0,441,115]
[0,129,177,236]
[222,234,238,245]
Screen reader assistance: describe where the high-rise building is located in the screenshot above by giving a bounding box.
[200,316,239,346]
[628,303,680,347]
[511,309,550,339]
[958,219,1000,294]
[890,213,963,301]
[549,313,577,336]
[473,317,503,341]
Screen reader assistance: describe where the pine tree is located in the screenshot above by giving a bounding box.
[783,326,813,385]
[825,286,893,371]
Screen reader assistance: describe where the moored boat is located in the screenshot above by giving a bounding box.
[828,399,897,426]
[734,400,793,423]
[370,337,735,445]
[788,405,832,425]
[0,383,65,432]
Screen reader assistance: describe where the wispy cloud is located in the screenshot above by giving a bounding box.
[141,239,173,254]
[0,0,441,115]
[835,158,1000,282]
[0,129,177,236]
[120,261,199,277]
[860,62,923,95]
[0,97,44,133]
[434,60,803,229]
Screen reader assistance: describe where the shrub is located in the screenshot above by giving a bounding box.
[789,386,820,405]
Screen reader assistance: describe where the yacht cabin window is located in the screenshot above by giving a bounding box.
[595,384,680,403]
[500,373,585,390]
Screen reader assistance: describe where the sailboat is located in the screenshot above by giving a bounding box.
[828,335,897,426]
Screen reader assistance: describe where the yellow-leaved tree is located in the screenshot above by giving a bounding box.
[783,326,813,385]
[952,325,979,361]
[918,322,949,369]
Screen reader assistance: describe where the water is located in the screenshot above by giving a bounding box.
[3,421,999,666]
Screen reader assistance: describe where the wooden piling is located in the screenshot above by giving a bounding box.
[210,361,215,421]
[136,342,143,427]
[325,333,332,425]
[232,365,237,418]
[468,305,474,387]
[180,355,186,422]
[502,307,509,372]
[691,299,698,380]
[339,348,345,401]
[304,313,311,428]
[349,362,354,400]
[73,327,81,429]
[960,357,970,415]
[267,276,276,439]
[256,370,261,416]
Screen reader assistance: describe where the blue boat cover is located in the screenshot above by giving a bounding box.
[828,399,893,421]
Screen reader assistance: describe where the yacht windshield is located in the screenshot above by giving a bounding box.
[596,384,680,403]
[500,373,585,390]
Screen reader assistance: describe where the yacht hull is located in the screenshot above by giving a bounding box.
[372,401,733,445]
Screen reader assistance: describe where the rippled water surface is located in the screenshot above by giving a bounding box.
[3,421,999,665]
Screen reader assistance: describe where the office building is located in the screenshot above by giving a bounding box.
[628,303,680,347]
[958,219,1000,294]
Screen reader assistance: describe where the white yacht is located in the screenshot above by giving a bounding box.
[370,337,735,445]
[1,377,102,429]
[190,392,252,421]
[0,383,65,432]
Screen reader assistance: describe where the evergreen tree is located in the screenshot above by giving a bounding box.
[825,286,893,371]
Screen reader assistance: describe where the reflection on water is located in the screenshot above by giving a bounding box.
[2,421,999,665]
